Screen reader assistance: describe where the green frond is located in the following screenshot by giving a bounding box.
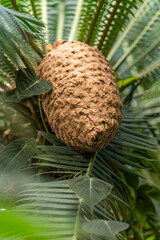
[107,0,160,85]
[136,79,160,125]
[118,37,160,78]
[27,0,41,19]
[41,0,78,44]
[0,110,158,239]
[34,144,90,174]
[96,0,138,55]
[0,5,43,79]
[138,60,160,80]
[0,52,16,83]
[77,0,139,55]
[31,110,157,213]
[0,98,37,139]
[1,0,42,19]
[0,4,45,88]
[76,0,97,43]
[84,0,111,45]
[68,0,83,41]
[0,0,13,8]
[5,107,152,239]
[43,1,59,43]
[56,1,65,40]
[1,1,160,239]
[142,79,160,101]
[63,0,78,40]
[107,0,151,61]
[134,80,160,152]
[14,177,127,240]
[113,9,160,71]
[0,138,36,175]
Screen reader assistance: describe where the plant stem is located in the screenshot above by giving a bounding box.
[57,1,65,40]
[73,199,83,240]
[38,96,49,133]
[28,37,43,58]
[69,0,83,41]
[10,0,19,11]
[42,0,48,42]
[10,0,43,58]
[86,153,97,219]
[85,0,105,44]
[86,152,97,177]
[97,0,121,50]
[29,0,38,19]
[73,153,97,239]
[15,46,32,70]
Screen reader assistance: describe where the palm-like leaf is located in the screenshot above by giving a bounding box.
[0,0,160,239]
[108,0,160,81]
[76,0,141,56]
[0,4,44,84]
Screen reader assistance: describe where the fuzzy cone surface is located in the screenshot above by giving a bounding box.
[37,41,122,152]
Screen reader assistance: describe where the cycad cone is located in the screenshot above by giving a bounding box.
[37,40,122,153]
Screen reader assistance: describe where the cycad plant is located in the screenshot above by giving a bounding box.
[0,0,160,239]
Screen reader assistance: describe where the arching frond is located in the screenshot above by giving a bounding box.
[0,107,157,239]
[76,0,98,42]
[1,0,43,18]
[118,36,160,78]
[77,0,141,56]
[41,0,78,43]
[113,9,160,71]
[16,181,79,240]
[96,0,140,56]
[32,110,157,216]
[0,4,45,87]
[108,0,160,83]
[108,0,154,60]
[0,52,16,83]
[142,79,160,101]
[15,179,126,240]
[137,78,160,125]
[63,0,78,40]
[0,1,160,239]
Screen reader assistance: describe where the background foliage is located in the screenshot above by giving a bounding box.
[0,0,160,239]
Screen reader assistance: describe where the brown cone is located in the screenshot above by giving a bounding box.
[37,41,122,152]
